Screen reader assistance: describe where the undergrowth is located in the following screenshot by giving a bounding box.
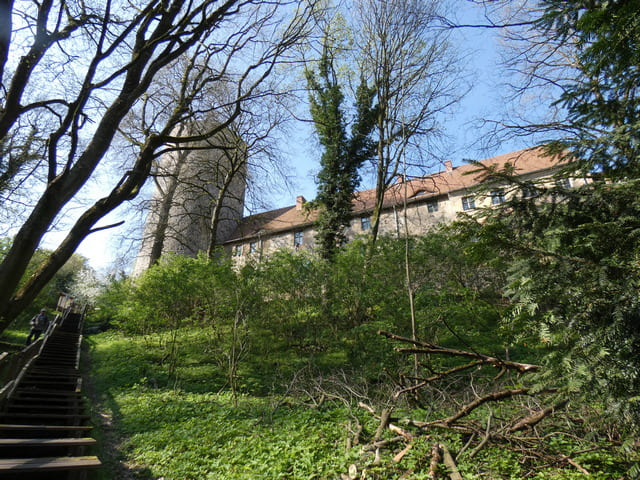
[87,328,633,480]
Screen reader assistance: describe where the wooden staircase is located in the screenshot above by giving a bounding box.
[0,312,101,479]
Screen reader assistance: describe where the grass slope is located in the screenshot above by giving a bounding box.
[87,329,632,480]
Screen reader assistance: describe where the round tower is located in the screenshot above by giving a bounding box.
[133,125,246,275]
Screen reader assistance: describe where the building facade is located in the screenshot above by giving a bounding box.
[223,148,585,266]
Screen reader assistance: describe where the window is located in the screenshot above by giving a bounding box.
[293,231,303,248]
[461,196,475,211]
[233,245,243,257]
[249,241,258,254]
[521,185,537,198]
[490,189,506,205]
[360,216,371,231]
[427,200,438,213]
[556,177,571,189]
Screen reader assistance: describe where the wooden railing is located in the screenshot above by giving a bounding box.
[0,310,66,406]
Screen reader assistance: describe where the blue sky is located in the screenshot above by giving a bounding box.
[75,2,535,272]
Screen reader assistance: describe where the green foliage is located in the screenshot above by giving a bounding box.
[0,238,89,344]
[90,327,632,479]
[539,0,640,179]
[87,228,637,478]
[485,180,640,424]
[464,0,640,430]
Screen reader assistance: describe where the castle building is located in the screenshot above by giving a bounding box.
[222,148,585,266]
[133,127,246,275]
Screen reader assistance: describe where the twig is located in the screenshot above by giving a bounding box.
[469,410,493,458]
[559,455,590,475]
[363,435,406,451]
[358,401,377,417]
[422,388,529,427]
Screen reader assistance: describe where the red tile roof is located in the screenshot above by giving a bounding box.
[223,147,563,243]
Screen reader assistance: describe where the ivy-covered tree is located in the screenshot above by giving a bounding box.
[306,39,376,260]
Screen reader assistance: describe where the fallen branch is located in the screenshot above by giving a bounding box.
[389,423,415,441]
[559,455,590,475]
[429,443,442,479]
[374,408,392,442]
[440,443,464,480]
[468,411,492,458]
[379,330,540,373]
[393,442,413,463]
[509,400,568,433]
[412,388,530,428]
[394,361,486,399]
[358,401,377,417]
[362,435,406,451]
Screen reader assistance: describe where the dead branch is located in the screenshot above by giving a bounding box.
[393,442,414,463]
[379,330,540,373]
[508,400,568,433]
[440,443,464,480]
[389,422,415,440]
[559,455,590,475]
[429,443,442,479]
[363,435,406,451]
[358,401,377,417]
[394,360,486,399]
[412,388,530,428]
[457,432,477,458]
[374,408,392,441]
[469,411,493,458]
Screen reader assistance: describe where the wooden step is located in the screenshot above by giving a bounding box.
[1,413,90,421]
[7,404,83,412]
[25,371,80,377]
[0,424,92,432]
[15,389,83,398]
[0,455,101,472]
[21,378,79,384]
[0,438,96,447]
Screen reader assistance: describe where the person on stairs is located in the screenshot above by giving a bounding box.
[25,308,50,345]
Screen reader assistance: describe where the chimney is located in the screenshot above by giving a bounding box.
[444,160,453,173]
[296,195,306,211]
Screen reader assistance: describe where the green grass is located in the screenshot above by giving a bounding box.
[88,330,363,479]
[86,328,634,480]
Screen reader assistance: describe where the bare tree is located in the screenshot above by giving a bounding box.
[0,0,317,329]
[353,0,465,247]
[129,59,295,274]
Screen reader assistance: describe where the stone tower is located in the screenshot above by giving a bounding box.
[133,125,246,275]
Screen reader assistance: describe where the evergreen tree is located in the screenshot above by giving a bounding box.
[306,40,376,260]
[475,0,640,426]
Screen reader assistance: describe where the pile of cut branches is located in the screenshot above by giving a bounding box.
[341,330,631,479]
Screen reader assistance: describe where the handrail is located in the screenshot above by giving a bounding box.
[0,311,64,410]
